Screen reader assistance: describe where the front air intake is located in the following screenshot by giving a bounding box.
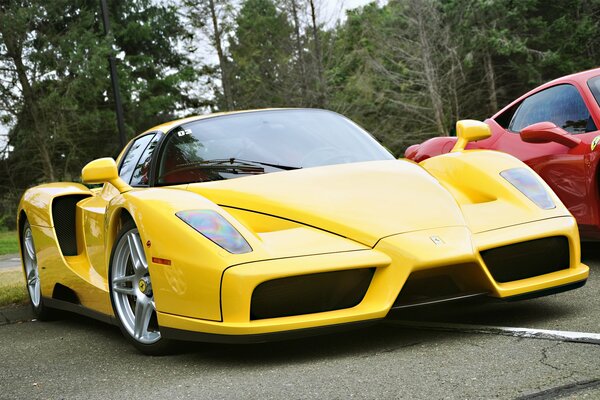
[250,268,375,320]
[481,236,569,283]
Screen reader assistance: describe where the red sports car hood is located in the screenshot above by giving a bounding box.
[184,160,466,247]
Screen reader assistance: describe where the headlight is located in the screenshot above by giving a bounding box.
[176,210,252,254]
[500,168,555,210]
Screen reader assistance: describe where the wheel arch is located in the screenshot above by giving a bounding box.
[593,158,600,229]
[406,137,457,162]
[103,187,257,322]
[16,209,27,265]
[17,183,93,228]
[104,206,134,269]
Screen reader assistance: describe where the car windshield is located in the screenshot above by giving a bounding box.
[587,75,600,109]
[156,109,394,185]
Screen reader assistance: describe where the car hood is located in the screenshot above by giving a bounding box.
[184,160,466,247]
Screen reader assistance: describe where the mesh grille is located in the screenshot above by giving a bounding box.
[481,236,569,283]
[251,268,375,320]
[52,195,89,256]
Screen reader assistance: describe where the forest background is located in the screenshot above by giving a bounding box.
[0,0,598,229]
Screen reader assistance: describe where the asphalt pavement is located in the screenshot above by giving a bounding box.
[0,253,21,271]
[0,247,599,399]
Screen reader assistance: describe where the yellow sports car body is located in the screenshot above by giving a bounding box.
[17,109,589,354]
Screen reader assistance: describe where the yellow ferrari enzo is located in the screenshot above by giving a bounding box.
[18,109,589,354]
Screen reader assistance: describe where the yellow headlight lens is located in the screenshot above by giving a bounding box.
[176,210,252,254]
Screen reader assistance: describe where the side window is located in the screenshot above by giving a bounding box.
[588,75,600,107]
[494,102,520,129]
[130,134,161,186]
[119,134,154,184]
[509,84,597,134]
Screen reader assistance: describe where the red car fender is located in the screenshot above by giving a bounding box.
[404,137,457,162]
[404,124,501,162]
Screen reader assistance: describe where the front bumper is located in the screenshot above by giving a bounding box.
[157,216,589,342]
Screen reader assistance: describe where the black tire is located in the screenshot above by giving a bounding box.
[21,219,56,320]
[108,219,174,355]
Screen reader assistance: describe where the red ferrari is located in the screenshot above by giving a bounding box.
[405,68,600,240]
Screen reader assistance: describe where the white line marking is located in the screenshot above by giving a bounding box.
[385,320,600,345]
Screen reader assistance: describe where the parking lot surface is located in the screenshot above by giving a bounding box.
[0,246,599,399]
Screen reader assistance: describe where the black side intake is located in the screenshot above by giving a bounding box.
[250,268,375,320]
[52,195,89,256]
[481,236,569,283]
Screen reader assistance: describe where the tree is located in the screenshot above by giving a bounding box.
[326,3,411,153]
[328,0,464,152]
[186,0,236,111]
[287,0,309,103]
[308,0,327,106]
[444,0,541,116]
[0,0,198,228]
[228,0,295,109]
[0,2,59,181]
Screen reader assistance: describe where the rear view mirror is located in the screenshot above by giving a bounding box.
[520,122,581,148]
[82,158,131,193]
[451,120,491,152]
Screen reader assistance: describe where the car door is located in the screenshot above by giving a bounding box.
[79,133,161,283]
[489,83,599,224]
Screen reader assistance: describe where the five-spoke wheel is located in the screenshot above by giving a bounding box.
[110,220,172,354]
[21,219,53,319]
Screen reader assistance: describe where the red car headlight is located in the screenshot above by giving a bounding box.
[176,210,252,254]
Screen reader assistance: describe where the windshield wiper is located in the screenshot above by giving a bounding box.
[160,161,265,180]
[205,158,302,171]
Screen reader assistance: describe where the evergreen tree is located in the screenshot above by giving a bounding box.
[3,0,600,228]
[0,0,197,227]
[229,0,295,109]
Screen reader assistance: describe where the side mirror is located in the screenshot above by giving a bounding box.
[520,122,581,148]
[451,120,491,152]
[82,157,131,193]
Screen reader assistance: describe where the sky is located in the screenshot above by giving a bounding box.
[322,0,383,25]
[0,0,384,149]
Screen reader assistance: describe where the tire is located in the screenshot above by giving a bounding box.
[108,220,174,355]
[21,219,55,320]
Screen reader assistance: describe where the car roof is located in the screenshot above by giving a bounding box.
[492,67,600,120]
[544,67,600,86]
[139,108,289,136]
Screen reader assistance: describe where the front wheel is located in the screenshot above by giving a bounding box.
[109,220,173,355]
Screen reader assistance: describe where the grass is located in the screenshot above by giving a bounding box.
[0,269,27,307]
[0,231,19,255]
[0,230,26,307]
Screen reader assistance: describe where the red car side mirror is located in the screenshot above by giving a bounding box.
[520,121,581,148]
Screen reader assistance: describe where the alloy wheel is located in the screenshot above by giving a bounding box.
[111,228,161,345]
[22,223,41,308]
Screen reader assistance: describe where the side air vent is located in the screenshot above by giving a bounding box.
[52,195,89,256]
[52,283,80,304]
[481,236,569,283]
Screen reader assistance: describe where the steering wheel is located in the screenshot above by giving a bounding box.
[158,163,220,184]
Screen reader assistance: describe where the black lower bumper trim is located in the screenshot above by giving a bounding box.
[161,318,381,344]
[391,292,488,310]
[501,279,587,302]
[44,297,116,325]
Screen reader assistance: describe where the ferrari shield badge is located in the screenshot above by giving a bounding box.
[430,236,444,245]
[592,135,600,151]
